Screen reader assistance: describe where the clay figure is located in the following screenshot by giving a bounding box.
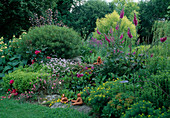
[61,94,69,103]
[71,93,83,105]
[93,56,103,65]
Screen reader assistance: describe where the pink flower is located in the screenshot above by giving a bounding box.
[31,59,35,64]
[114,50,116,53]
[122,40,125,43]
[35,50,41,55]
[120,34,123,39]
[133,13,138,26]
[116,24,119,30]
[120,9,124,19]
[29,82,31,84]
[91,67,94,69]
[85,67,88,70]
[40,79,42,81]
[44,80,46,84]
[104,34,110,43]
[160,37,167,42]
[77,73,84,78]
[53,83,56,86]
[151,53,153,57]
[33,84,36,88]
[97,28,101,35]
[133,52,136,55]
[127,28,133,39]
[47,56,51,59]
[90,50,92,53]
[52,87,54,89]
[10,80,14,84]
[14,92,18,96]
[117,49,119,52]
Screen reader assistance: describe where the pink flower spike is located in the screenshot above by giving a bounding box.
[116,24,119,30]
[127,28,133,39]
[160,36,167,42]
[104,34,110,43]
[120,9,124,19]
[120,34,123,39]
[97,28,101,35]
[133,13,138,26]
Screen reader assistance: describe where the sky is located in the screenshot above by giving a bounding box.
[105,0,139,2]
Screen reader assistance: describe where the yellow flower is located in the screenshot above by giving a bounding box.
[1,56,5,58]
[0,41,3,44]
[148,115,151,117]
[4,46,7,49]
[0,49,3,52]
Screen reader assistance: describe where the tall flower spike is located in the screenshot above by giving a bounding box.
[127,28,133,39]
[133,13,138,26]
[97,28,101,35]
[120,9,124,19]
[104,34,110,43]
[120,33,123,39]
[116,24,119,30]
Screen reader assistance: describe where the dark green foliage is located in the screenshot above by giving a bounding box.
[17,25,82,59]
[69,0,111,39]
[0,0,57,41]
[138,0,169,42]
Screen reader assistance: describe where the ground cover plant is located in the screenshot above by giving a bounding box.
[0,1,170,118]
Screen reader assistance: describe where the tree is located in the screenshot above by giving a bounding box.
[138,0,169,43]
[69,0,112,39]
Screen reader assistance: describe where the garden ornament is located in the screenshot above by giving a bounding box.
[71,93,83,105]
[61,94,69,103]
[93,56,103,65]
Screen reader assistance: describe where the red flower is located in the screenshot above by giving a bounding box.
[47,56,51,59]
[97,28,101,35]
[160,37,167,43]
[127,28,133,39]
[11,89,16,93]
[120,9,124,19]
[32,59,35,64]
[151,53,153,57]
[8,89,11,91]
[133,13,138,26]
[10,80,14,84]
[35,50,41,55]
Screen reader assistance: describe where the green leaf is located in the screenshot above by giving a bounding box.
[0,73,5,78]
[3,66,12,72]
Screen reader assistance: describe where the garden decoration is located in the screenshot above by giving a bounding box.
[71,93,83,105]
[61,94,69,103]
[93,56,103,65]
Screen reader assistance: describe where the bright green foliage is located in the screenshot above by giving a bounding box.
[17,25,82,59]
[2,64,50,93]
[93,10,137,45]
[122,100,170,118]
[70,0,111,39]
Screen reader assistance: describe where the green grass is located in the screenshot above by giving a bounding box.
[0,98,90,118]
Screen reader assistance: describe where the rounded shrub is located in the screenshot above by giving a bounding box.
[17,25,82,59]
[93,10,137,45]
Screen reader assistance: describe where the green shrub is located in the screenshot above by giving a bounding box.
[93,10,137,45]
[2,65,50,93]
[17,25,82,59]
[121,100,170,118]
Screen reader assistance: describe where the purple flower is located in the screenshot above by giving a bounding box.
[120,34,123,39]
[104,34,110,43]
[90,50,92,53]
[127,28,133,39]
[77,74,84,78]
[89,72,92,74]
[97,28,101,35]
[160,36,167,42]
[120,80,129,83]
[120,9,124,19]
[133,52,136,55]
[133,13,138,26]
[116,24,119,30]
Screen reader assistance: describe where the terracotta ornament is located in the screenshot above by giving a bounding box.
[71,93,83,105]
[93,56,103,65]
[61,94,69,103]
